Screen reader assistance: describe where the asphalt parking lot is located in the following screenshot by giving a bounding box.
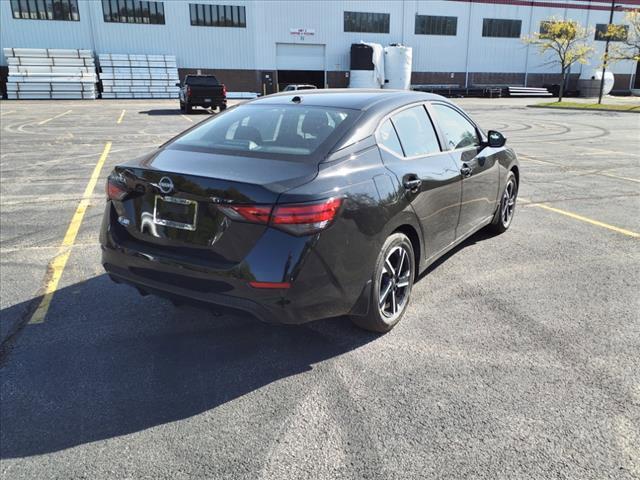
[0,97,638,480]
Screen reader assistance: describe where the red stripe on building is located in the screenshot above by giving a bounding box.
[449,0,640,11]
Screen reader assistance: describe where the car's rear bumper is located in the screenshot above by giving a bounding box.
[188,97,226,108]
[102,247,282,323]
[100,204,369,324]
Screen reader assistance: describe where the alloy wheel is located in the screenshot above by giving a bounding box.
[501,179,517,227]
[378,245,412,319]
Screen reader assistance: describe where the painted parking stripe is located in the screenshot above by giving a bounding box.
[525,202,639,238]
[0,110,16,116]
[29,142,112,324]
[117,109,126,124]
[38,109,72,125]
[181,114,193,123]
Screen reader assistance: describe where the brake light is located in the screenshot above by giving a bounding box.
[186,85,192,97]
[219,198,342,235]
[106,176,128,201]
[222,85,227,97]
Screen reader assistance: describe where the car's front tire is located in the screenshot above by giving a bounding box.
[489,171,518,234]
[351,232,414,333]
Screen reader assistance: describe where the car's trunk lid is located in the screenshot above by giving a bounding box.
[113,148,317,265]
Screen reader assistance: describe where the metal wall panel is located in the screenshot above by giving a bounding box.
[1,0,637,82]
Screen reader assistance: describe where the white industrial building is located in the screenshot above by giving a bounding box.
[1,0,638,96]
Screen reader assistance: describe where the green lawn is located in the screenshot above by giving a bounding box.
[532,101,640,112]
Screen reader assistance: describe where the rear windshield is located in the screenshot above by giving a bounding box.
[185,76,219,86]
[171,104,357,158]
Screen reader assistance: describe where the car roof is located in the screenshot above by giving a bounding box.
[251,88,449,111]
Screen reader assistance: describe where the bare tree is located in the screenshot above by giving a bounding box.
[523,19,594,102]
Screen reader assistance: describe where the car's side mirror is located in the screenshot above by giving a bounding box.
[175,82,181,87]
[486,130,506,148]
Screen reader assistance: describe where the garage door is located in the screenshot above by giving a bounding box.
[276,43,325,71]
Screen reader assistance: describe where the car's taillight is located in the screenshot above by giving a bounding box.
[272,198,342,235]
[106,175,128,201]
[222,85,227,97]
[218,204,272,223]
[186,85,192,97]
[218,198,342,235]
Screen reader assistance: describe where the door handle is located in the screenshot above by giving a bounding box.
[402,175,422,192]
[460,164,473,178]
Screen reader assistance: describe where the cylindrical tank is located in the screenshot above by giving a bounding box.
[577,70,615,97]
[349,42,384,89]
[383,44,412,90]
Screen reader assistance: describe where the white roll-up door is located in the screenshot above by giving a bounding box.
[276,44,325,71]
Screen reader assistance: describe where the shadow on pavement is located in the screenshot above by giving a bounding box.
[0,275,376,459]
[138,109,213,116]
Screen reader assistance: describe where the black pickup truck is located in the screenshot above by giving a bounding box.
[177,75,227,113]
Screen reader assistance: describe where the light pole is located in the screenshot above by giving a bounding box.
[598,0,619,104]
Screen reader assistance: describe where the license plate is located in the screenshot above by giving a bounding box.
[204,98,212,102]
[153,195,198,231]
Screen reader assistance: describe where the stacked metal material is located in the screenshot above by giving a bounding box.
[4,48,97,100]
[99,54,179,99]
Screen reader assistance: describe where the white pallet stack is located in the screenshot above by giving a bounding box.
[99,54,179,99]
[4,48,97,100]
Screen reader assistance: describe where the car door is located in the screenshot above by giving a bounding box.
[429,102,500,239]
[376,104,461,260]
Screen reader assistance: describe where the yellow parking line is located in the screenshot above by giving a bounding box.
[29,141,112,324]
[38,109,72,125]
[117,109,126,124]
[181,114,193,123]
[527,203,639,238]
[601,172,640,184]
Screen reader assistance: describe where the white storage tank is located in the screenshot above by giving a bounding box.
[577,69,615,97]
[383,44,412,90]
[349,42,384,89]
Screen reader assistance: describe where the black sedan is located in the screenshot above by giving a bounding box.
[101,90,519,332]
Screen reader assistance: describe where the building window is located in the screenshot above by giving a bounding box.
[482,18,521,38]
[344,11,390,34]
[595,23,628,41]
[10,0,79,21]
[189,3,246,27]
[415,15,457,36]
[102,0,165,24]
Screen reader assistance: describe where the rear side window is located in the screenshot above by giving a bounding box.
[432,104,479,150]
[378,119,404,156]
[391,105,441,157]
[172,104,356,159]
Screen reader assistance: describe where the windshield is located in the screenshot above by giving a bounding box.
[171,104,358,158]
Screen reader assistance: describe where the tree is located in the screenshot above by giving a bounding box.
[603,11,640,62]
[523,19,594,102]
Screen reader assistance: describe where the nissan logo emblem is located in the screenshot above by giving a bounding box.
[158,177,174,194]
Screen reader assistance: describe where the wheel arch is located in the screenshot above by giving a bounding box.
[393,223,422,279]
[510,164,520,186]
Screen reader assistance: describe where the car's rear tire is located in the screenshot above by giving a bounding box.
[185,102,192,113]
[179,101,185,112]
[219,104,227,111]
[489,170,518,234]
[351,232,414,333]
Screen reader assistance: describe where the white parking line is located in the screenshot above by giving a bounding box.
[38,109,72,125]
